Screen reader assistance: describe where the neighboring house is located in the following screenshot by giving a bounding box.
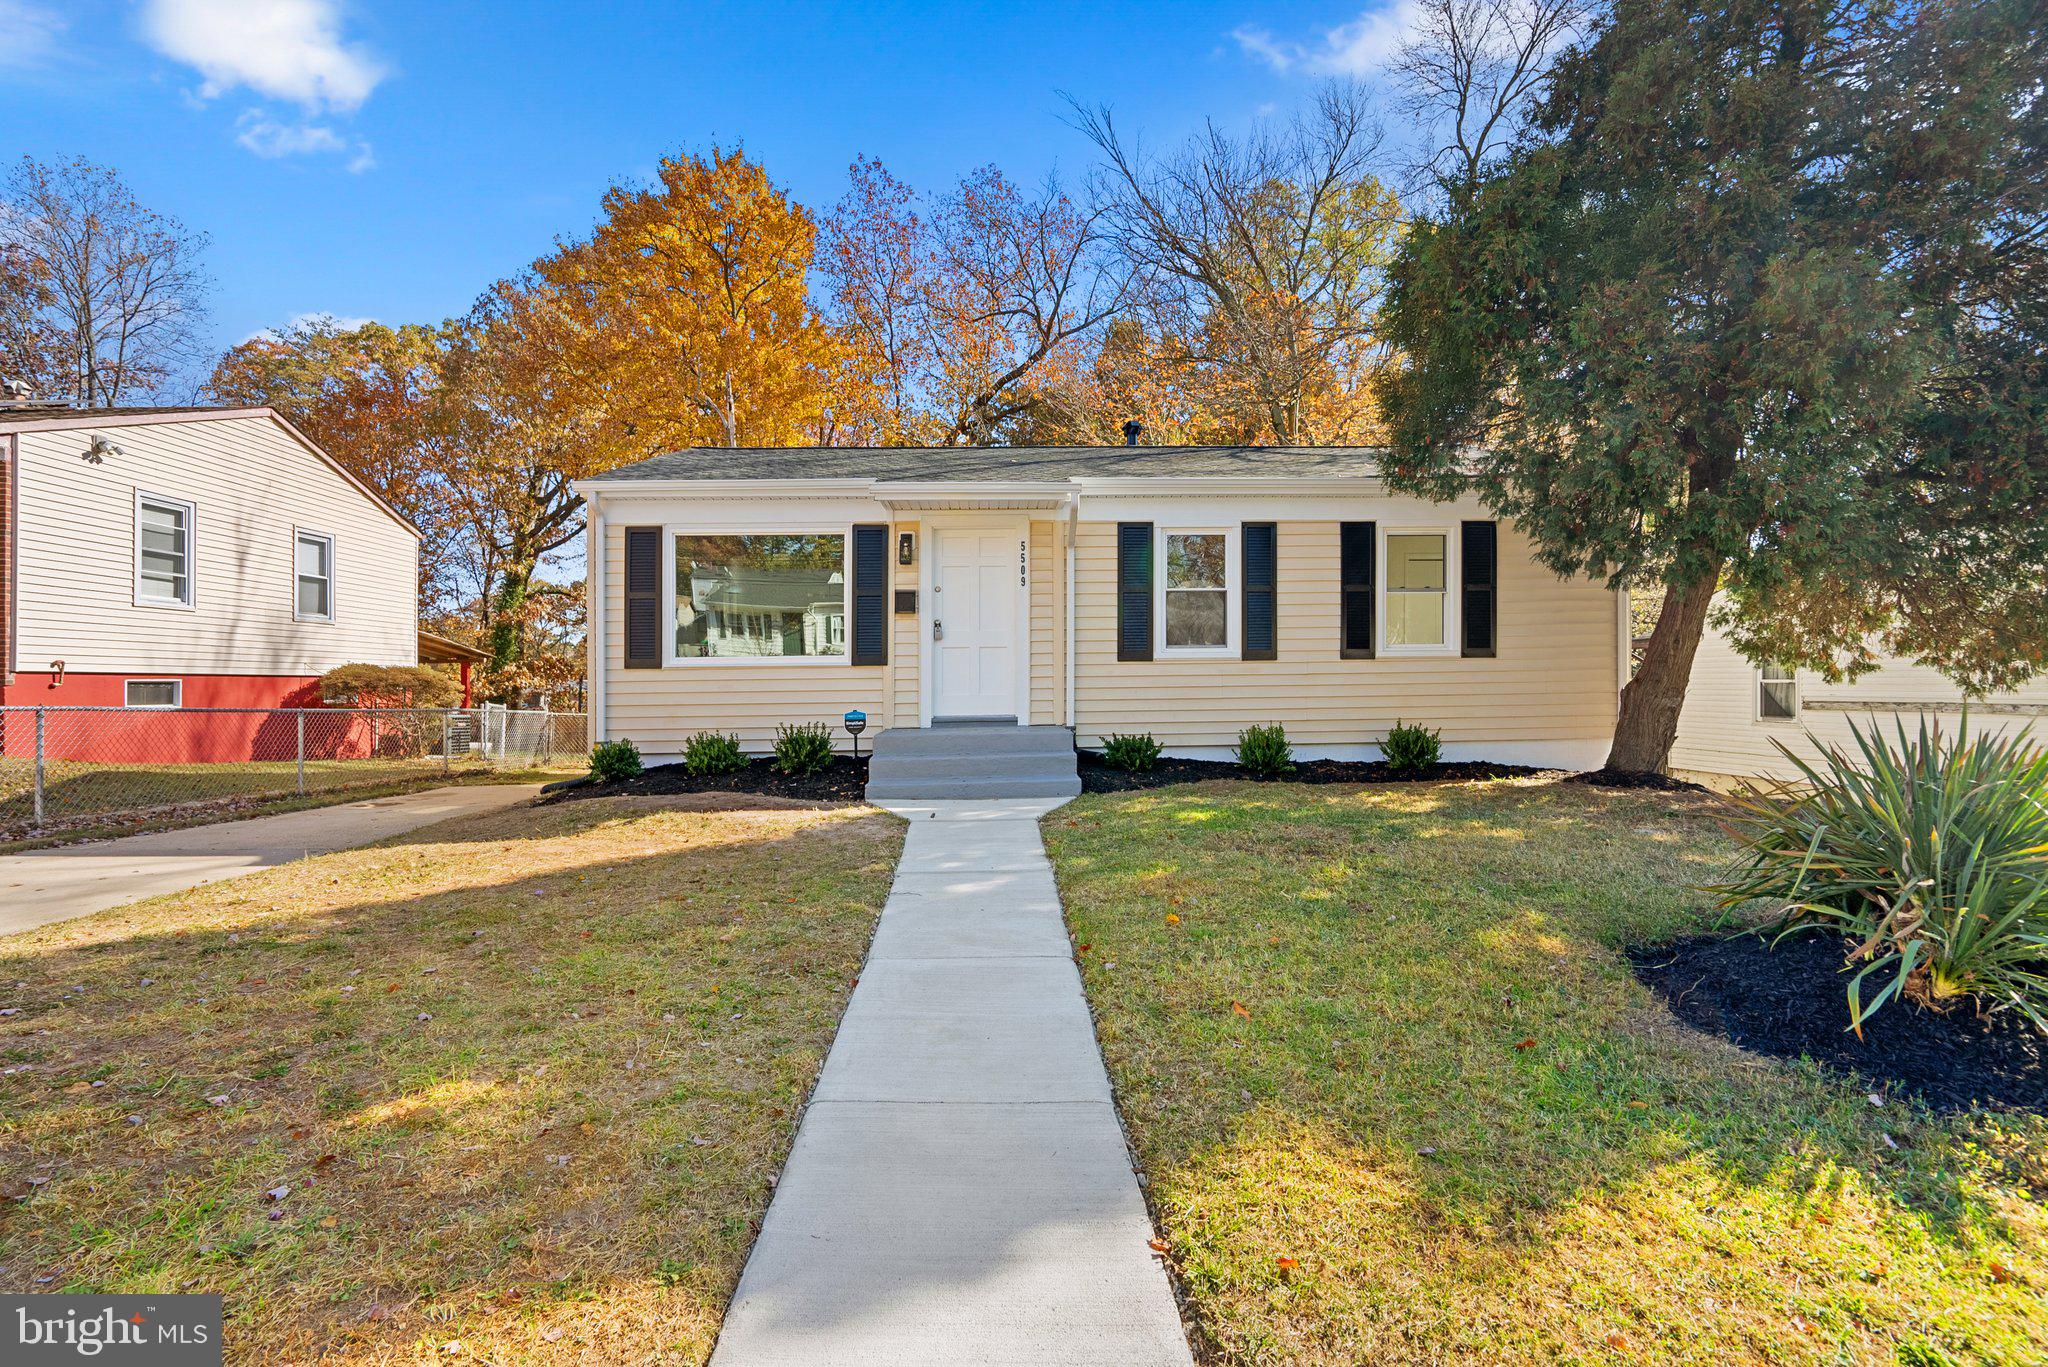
[0,402,419,759]
[574,445,1631,767]
[1669,610,2048,785]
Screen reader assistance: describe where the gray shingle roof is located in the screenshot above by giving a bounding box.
[586,445,1384,483]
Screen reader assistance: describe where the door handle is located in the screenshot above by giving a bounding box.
[932,619,944,641]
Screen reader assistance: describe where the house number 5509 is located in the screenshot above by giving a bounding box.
[1019,540,1028,586]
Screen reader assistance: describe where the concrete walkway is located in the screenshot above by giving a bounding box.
[0,783,542,936]
[711,798,1194,1367]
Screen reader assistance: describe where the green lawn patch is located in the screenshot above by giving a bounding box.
[0,794,902,1363]
[1045,778,2046,1365]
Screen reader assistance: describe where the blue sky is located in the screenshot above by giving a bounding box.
[2,0,1419,356]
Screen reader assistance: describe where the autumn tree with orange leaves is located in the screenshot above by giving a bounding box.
[538,146,850,458]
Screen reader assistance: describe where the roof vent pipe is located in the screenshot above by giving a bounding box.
[1122,419,1143,446]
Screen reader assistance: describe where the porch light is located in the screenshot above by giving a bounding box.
[898,531,915,566]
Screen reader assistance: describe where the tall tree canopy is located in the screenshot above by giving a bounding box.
[1376,0,2047,772]
[536,146,848,458]
[1,156,212,405]
[1076,85,1404,445]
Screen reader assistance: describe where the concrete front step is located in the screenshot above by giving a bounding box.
[865,724,1081,801]
[869,723,1076,758]
[868,752,1077,783]
[866,773,1081,800]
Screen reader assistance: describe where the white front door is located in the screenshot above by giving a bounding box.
[930,526,1020,719]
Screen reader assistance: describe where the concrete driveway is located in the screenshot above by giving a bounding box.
[0,783,542,937]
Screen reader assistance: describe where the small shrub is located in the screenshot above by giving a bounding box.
[1235,723,1294,778]
[588,738,643,783]
[319,662,460,709]
[681,731,747,776]
[1381,721,1443,778]
[1715,717,2048,1033]
[1101,732,1163,772]
[774,721,836,776]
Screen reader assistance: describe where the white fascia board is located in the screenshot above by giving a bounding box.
[1073,476,1386,497]
[572,477,877,499]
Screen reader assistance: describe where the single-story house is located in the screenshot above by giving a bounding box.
[0,401,420,760]
[574,445,1631,771]
[1669,609,2048,786]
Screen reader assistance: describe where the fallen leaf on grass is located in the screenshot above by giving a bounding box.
[1231,1001,1251,1018]
[1605,1333,1628,1351]
[1147,1238,1169,1254]
[1276,1256,1298,1272]
[1514,1037,1537,1050]
[1988,1261,2018,1284]
[1165,913,1180,925]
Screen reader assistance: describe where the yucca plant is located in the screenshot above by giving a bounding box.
[1714,716,2048,1035]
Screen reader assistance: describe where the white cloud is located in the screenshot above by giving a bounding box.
[142,0,385,112]
[1233,1,1429,76]
[0,0,65,71]
[235,109,375,172]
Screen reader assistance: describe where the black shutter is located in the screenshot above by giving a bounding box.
[1116,522,1153,661]
[1242,522,1277,660]
[1462,520,1497,657]
[851,523,888,666]
[624,526,661,668]
[1340,521,1375,658]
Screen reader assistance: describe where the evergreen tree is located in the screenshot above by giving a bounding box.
[1376,0,2046,771]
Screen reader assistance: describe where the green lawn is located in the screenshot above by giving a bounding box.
[1045,778,2047,1365]
[0,794,902,1363]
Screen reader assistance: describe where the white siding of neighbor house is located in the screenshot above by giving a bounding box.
[12,413,417,675]
[591,487,1625,768]
[1071,517,1620,763]
[1669,615,2048,784]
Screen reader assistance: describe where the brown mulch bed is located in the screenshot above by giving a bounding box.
[1566,766,1710,792]
[1078,751,1549,793]
[548,756,870,806]
[1628,932,2047,1113]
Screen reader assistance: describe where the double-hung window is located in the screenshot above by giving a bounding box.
[1158,528,1234,655]
[673,533,847,661]
[1382,532,1449,651]
[295,531,334,622]
[136,493,195,607]
[1758,663,1799,719]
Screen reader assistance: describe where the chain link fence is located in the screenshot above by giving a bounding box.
[0,704,589,837]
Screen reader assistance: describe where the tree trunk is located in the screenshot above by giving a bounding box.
[1605,568,1721,774]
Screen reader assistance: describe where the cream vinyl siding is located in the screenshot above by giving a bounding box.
[1669,616,2048,783]
[601,521,892,754]
[889,522,921,729]
[14,414,416,674]
[1072,520,1617,750]
[1029,519,1064,725]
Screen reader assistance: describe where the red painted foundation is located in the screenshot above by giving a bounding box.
[0,672,378,764]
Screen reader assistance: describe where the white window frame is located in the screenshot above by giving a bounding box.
[663,526,853,667]
[124,679,183,709]
[293,528,336,623]
[134,490,196,610]
[1757,663,1800,721]
[1378,525,1459,657]
[1154,525,1238,659]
